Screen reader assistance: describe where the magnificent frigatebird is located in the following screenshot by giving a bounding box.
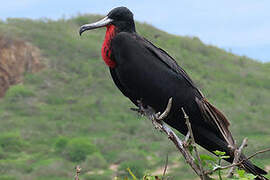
[79,7,268,179]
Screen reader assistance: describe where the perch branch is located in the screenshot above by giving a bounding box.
[132,98,270,179]
[133,98,209,180]
[181,107,205,180]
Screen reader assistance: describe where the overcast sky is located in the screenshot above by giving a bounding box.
[1,0,269,62]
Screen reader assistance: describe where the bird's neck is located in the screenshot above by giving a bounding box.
[102,25,117,68]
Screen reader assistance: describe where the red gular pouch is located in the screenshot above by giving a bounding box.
[101,25,117,68]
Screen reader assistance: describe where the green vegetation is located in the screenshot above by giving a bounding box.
[0,15,269,180]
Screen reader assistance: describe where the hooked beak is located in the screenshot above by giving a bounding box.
[79,16,113,36]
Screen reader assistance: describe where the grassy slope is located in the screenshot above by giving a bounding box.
[0,15,269,180]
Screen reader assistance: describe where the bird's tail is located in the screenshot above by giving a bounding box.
[238,154,268,180]
[195,98,268,179]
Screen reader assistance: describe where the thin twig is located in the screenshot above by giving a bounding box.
[181,107,206,180]
[162,153,169,179]
[205,161,243,175]
[227,138,248,178]
[246,147,270,160]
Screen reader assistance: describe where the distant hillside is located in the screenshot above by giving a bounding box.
[0,15,269,180]
[0,35,44,97]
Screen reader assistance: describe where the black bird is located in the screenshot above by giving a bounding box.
[79,7,268,179]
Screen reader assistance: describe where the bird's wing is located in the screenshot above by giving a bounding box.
[139,36,205,97]
[140,38,195,86]
[138,35,235,147]
[195,97,235,148]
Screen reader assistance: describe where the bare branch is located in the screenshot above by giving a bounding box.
[181,107,205,180]
[157,98,173,120]
[227,138,248,178]
[74,165,81,180]
[205,162,242,175]
[136,98,210,180]
[162,154,169,179]
[246,147,270,161]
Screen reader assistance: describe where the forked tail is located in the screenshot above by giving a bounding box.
[195,97,268,179]
[239,154,268,180]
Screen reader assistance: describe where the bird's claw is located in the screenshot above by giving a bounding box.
[132,98,173,132]
[130,107,144,115]
[130,100,146,115]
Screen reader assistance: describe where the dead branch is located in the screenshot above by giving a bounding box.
[133,98,210,180]
[133,98,270,180]
[162,153,169,179]
[246,147,270,161]
[181,107,205,180]
[227,138,248,178]
[205,162,241,175]
[74,165,81,180]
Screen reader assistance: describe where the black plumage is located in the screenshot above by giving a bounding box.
[79,7,268,179]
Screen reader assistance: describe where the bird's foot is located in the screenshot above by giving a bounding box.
[130,100,147,116]
[130,107,144,115]
[131,98,173,132]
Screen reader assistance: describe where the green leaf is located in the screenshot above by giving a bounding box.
[244,173,256,179]
[237,169,246,178]
[200,154,216,162]
[220,155,230,159]
[213,150,226,156]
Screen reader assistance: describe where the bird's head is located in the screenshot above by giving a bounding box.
[79,7,135,35]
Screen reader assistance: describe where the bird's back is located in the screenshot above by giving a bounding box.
[111,32,199,112]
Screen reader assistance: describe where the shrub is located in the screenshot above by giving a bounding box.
[0,133,26,152]
[45,94,66,105]
[5,84,34,101]
[83,152,108,169]
[0,146,4,159]
[66,138,97,162]
[83,173,112,180]
[0,176,17,180]
[54,137,69,154]
[118,160,147,179]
